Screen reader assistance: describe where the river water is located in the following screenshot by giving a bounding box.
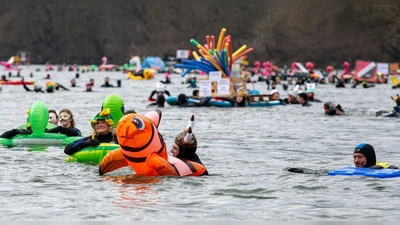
[1,65,400,221]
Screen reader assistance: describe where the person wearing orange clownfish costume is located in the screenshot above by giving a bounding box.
[64,108,118,156]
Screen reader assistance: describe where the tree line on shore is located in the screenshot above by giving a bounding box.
[0,5,399,68]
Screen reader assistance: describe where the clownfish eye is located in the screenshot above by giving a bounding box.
[132,117,145,130]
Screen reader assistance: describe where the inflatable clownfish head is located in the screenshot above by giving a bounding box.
[116,109,167,168]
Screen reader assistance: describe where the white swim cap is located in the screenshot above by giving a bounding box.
[156,82,165,92]
[35,82,42,90]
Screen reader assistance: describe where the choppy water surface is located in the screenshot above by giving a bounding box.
[1,65,400,220]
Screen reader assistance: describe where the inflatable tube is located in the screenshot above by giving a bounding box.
[65,143,120,163]
[101,94,125,127]
[0,80,35,85]
[0,133,81,147]
[328,167,400,178]
[247,100,280,107]
[127,69,154,80]
[166,96,232,107]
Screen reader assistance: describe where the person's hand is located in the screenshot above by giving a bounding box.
[86,139,101,147]
[15,129,32,134]
[148,97,156,102]
[369,165,384,169]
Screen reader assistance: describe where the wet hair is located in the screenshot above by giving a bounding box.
[177,93,188,105]
[59,108,75,128]
[48,109,58,119]
[124,109,137,115]
[298,92,308,102]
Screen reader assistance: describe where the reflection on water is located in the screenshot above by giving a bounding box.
[1,65,400,220]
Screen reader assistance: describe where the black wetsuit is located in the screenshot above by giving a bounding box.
[55,83,70,91]
[176,94,211,107]
[0,129,31,139]
[101,82,114,87]
[64,133,118,155]
[149,90,171,99]
[46,126,82,137]
[283,98,299,105]
[22,78,44,93]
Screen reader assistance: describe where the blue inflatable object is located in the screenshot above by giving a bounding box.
[247,100,280,107]
[166,96,232,107]
[328,167,400,178]
[141,56,166,72]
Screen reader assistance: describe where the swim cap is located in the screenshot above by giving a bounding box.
[90,108,114,128]
[174,129,197,160]
[270,89,279,95]
[156,82,165,92]
[289,90,298,98]
[353,143,376,167]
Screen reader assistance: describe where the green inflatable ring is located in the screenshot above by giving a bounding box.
[64,143,120,163]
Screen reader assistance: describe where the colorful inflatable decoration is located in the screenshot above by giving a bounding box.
[252,61,261,75]
[99,110,205,176]
[1,56,21,71]
[0,101,81,147]
[263,61,271,77]
[166,96,232,107]
[101,94,125,127]
[128,55,142,72]
[342,61,355,80]
[305,62,315,72]
[127,69,154,80]
[99,57,117,71]
[64,143,120,163]
[175,28,254,78]
[0,80,35,85]
[141,56,165,72]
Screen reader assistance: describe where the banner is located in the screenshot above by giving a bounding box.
[176,50,190,59]
[389,63,399,74]
[355,60,376,82]
[198,80,212,97]
[217,79,230,95]
[209,71,222,81]
[376,62,389,75]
